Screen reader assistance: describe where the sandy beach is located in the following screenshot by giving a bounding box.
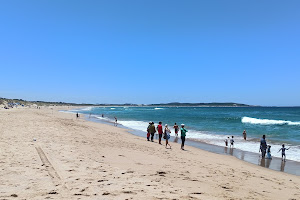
[0,107,300,200]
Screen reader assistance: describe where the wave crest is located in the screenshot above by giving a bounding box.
[242,117,300,126]
[81,107,92,111]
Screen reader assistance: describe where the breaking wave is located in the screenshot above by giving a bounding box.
[242,117,300,126]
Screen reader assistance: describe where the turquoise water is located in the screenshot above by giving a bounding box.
[74,106,300,161]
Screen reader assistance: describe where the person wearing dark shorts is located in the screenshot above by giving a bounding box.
[157,122,163,144]
[173,123,179,137]
[260,135,267,158]
[148,122,156,142]
[114,117,118,126]
[180,124,188,150]
[278,144,290,161]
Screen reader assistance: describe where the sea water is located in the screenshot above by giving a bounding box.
[73,106,300,162]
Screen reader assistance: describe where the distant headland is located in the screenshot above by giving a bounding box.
[0,97,255,107]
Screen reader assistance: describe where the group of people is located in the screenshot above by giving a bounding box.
[224,136,235,148]
[224,129,247,148]
[147,122,188,150]
[225,132,291,161]
[260,135,290,161]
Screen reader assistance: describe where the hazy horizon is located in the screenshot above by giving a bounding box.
[2,96,300,107]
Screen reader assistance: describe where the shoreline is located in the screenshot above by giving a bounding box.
[81,112,300,176]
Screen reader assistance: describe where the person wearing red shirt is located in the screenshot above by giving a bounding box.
[157,121,163,144]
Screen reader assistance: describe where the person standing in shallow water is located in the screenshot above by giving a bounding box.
[278,144,290,161]
[157,122,163,144]
[243,130,247,140]
[180,124,188,150]
[260,135,267,158]
[173,123,179,137]
[224,137,229,147]
[230,136,235,148]
[266,145,272,159]
[114,117,118,126]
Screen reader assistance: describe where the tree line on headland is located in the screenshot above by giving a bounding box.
[0,97,254,107]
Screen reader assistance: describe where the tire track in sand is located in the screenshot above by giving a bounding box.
[35,146,70,195]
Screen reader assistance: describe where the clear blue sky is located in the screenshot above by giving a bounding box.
[1,1,299,106]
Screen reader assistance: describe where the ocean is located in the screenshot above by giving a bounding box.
[72,106,300,162]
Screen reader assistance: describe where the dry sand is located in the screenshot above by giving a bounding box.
[0,107,299,200]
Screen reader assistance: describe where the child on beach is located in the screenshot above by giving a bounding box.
[146,122,151,141]
[230,136,234,148]
[278,144,290,161]
[266,145,272,159]
[114,117,118,126]
[224,137,229,147]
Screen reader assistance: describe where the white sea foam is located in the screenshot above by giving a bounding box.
[288,121,300,125]
[62,109,83,113]
[242,117,300,126]
[96,116,114,123]
[110,108,116,110]
[60,107,92,113]
[81,107,93,111]
[59,110,76,114]
[118,120,150,132]
[154,108,164,110]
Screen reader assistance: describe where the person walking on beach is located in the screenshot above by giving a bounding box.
[230,136,234,148]
[180,124,188,150]
[278,144,290,161]
[173,123,179,137]
[76,112,79,119]
[157,122,163,144]
[259,135,267,158]
[149,122,156,142]
[243,130,247,140]
[164,124,171,149]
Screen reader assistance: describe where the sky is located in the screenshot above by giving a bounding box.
[0,1,299,106]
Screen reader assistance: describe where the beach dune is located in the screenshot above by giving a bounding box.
[0,107,299,199]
